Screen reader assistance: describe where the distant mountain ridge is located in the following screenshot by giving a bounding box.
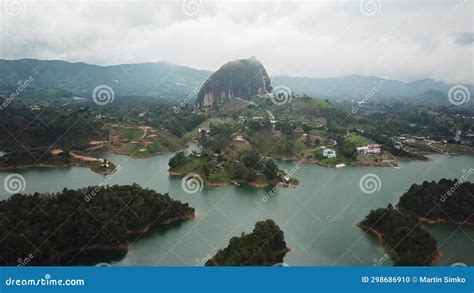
[271,75,473,101]
[0,58,211,98]
[195,57,270,108]
[0,58,471,104]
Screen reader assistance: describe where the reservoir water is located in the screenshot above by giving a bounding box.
[1,146,472,266]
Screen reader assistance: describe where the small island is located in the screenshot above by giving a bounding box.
[397,178,474,224]
[206,219,290,266]
[169,149,298,188]
[357,177,474,266]
[358,204,439,266]
[169,123,299,188]
[0,184,195,265]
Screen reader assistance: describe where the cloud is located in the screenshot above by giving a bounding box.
[0,0,472,84]
[453,32,474,45]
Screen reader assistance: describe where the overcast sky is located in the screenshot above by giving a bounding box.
[0,0,472,83]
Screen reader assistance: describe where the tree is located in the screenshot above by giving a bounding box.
[168,151,186,169]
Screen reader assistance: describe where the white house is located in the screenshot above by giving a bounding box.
[357,144,381,154]
[323,148,336,158]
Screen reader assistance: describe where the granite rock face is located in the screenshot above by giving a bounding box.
[195,57,271,108]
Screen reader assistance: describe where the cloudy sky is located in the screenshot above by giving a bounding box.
[0,0,472,83]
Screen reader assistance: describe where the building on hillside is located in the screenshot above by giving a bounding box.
[322,148,336,158]
[234,135,246,142]
[198,127,211,135]
[357,144,381,154]
[237,115,246,124]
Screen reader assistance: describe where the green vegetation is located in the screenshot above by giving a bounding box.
[0,184,194,265]
[206,220,289,266]
[359,204,439,266]
[358,178,473,266]
[0,104,106,153]
[169,123,298,187]
[346,133,372,146]
[110,125,185,158]
[397,178,474,223]
[169,149,286,186]
[0,151,72,169]
[117,128,143,141]
[83,159,118,175]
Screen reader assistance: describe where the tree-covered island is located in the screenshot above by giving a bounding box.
[0,184,195,265]
[169,123,299,188]
[206,219,290,266]
[397,178,474,224]
[358,204,439,266]
[359,178,474,266]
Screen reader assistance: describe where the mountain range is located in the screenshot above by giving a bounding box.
[0,59,211,99]
[0,58,472,104]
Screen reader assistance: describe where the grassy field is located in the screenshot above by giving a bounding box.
[184,117,235,140]
[346,133,372,146]
[112,125,185,157]
[117,128,143,141]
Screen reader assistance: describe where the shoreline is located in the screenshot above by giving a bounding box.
[357,223,441,266]
[270,154,400,168]
[208,246,291,266]
[63,213,195,265]
[419,217,474,227]
[169,171,297,189]
[0,163,72,171]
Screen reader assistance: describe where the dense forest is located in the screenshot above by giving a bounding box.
[359,204,439,266]
[206,220,289,266]
[0,184,194,265]
[0,102,105,152]
[397,178,474,223]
